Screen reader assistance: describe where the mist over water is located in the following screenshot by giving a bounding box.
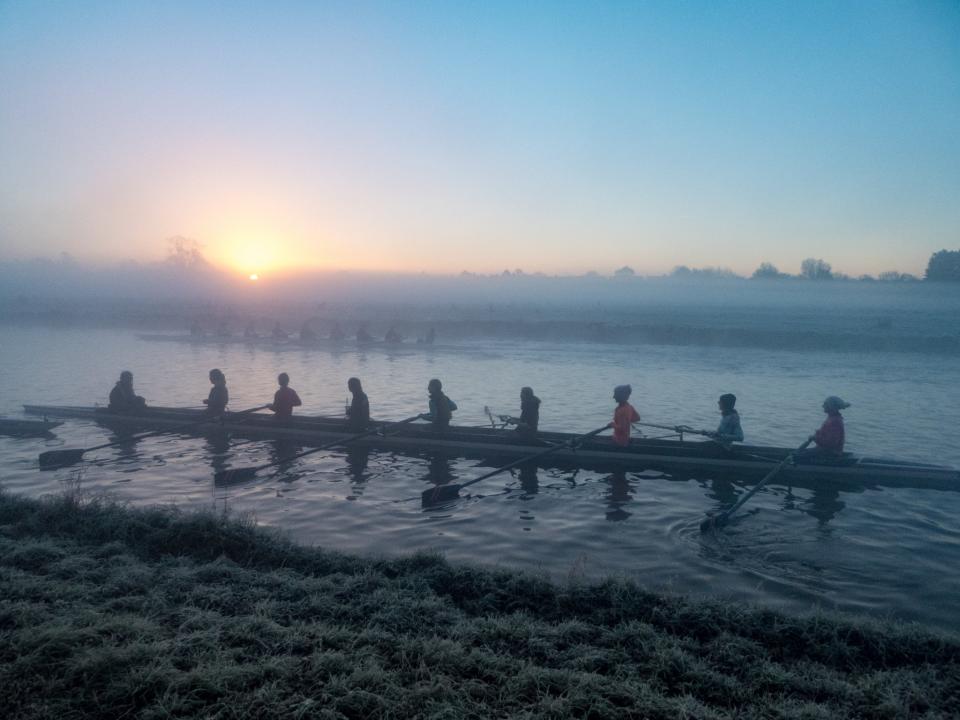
[1,280,959,631]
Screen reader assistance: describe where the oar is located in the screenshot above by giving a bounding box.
[700,438,813,532]
[38,405,270,469]
[634,421,713,438]
[422,425,609,504]
[215,415,421,484]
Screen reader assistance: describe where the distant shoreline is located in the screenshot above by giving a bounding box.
[1,487,957,719]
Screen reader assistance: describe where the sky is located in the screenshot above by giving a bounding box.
[0,1,958,278]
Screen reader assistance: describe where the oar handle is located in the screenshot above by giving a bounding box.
[251,415,421,472]
[716,438,813,522]
[84,404,270,452]
[458,425,609,491]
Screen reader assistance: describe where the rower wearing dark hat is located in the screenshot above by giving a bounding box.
[709,393,744,443]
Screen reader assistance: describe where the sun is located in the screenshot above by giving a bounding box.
[248,273,259,281]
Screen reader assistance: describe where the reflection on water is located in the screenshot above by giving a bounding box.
[205,431,231,478]
[267,438,305,482]
[518,463,539,497]
[424,453,458,489]
[1,326,959,632]
[803,487,847,528]
[603,471,633,522]
[344,446,370,501]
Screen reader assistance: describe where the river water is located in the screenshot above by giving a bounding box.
[1,292,959,631]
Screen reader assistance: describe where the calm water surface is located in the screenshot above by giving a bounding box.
[1,325,959,631]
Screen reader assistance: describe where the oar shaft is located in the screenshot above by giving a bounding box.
[716,438,813,523]
[634,421,712,437]
[85,405,268,452]
[458,425,608,491]
[251,416,420,472]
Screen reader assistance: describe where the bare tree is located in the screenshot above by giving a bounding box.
[800,258,833,280]
[166,236,209,269]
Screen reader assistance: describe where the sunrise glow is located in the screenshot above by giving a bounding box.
[0,3,956,277]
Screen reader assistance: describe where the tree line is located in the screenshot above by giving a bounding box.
[749,249,960,282]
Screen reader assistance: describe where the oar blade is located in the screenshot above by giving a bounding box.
[38,449,86,469]
[214,466,259,485]
[699,514,723,533]
[421,484,461,505]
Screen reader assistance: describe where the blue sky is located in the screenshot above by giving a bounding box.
[1,1,957,276]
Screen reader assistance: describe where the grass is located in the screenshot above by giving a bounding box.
[1,485,958,719]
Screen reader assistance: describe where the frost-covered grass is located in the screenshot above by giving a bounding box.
[1,486,957,719]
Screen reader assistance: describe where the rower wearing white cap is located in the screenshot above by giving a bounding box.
[810,396,851,455]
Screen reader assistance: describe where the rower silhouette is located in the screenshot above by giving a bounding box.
[421,379,457,430]
[108,371,147,412]
[203,369,228,416]
[346,377,370,431]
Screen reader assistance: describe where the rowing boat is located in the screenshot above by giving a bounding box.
[0,418,63,436]
[23,405,959,490]
[136,333,450,354]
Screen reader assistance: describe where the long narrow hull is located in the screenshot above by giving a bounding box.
[22,405,959,490]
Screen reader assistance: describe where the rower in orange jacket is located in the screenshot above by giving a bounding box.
[609,384,640,446]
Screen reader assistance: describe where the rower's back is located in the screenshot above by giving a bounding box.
[205,369,229,415]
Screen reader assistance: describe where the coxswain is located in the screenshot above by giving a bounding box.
[108,371,147,412]
[268,373,302,419]
[709,393,744,443]
[203,369,229,416]
[609,384,640,446]
[809,396,850,456]
[421,378,457,430]
[346,377,370,431]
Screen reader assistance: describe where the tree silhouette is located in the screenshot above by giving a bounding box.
[751,262,787,279]
[166,236,208,269]
[924,250,960,281]
[800,258,833,280]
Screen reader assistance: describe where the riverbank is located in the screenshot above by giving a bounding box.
[1,487,958,719]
